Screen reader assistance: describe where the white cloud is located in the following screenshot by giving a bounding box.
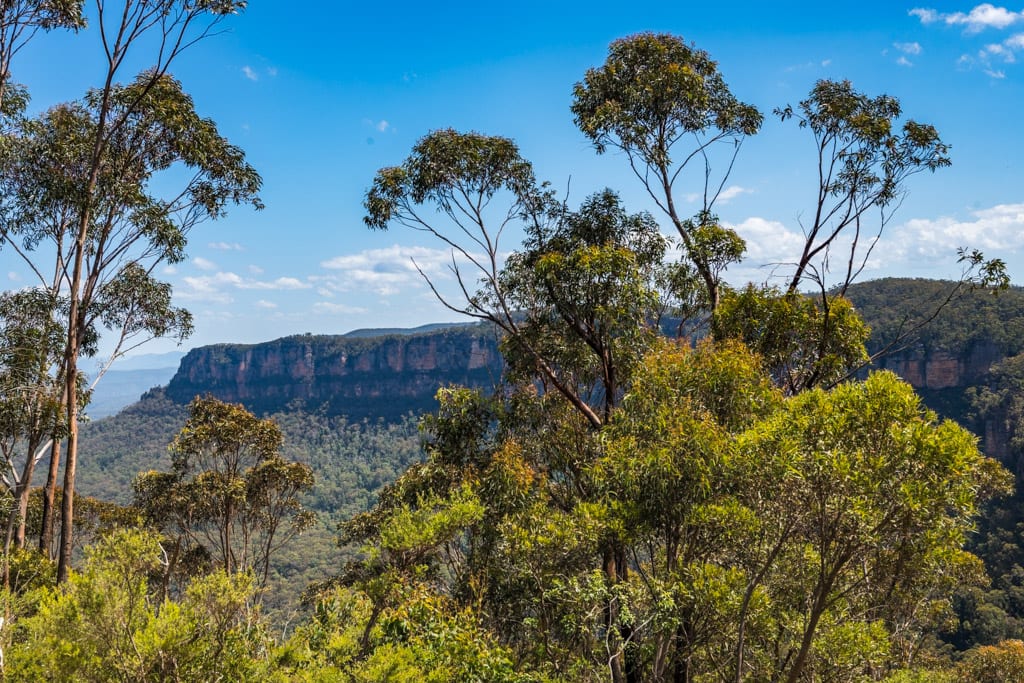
[322,244,455,276]
[319,244,482,297]
[193,256,217,271]
[717,185,754,203]
[208,241,244,251]
[910,8,940,23]
[723,204,1024,285]
[7,271,19,281]
[237,276,309,291]
[912,4,1024,32]
[242,65,259,81]
[313,302,368,315]
[248,264,264,275]
[894,41,923,55]
[255,300,277,309]
[950,28,1024,74]
[885,204,1024,259]
[162,265,177,275]
[728,217,807,265]
[784,59,831,72]
[980,31,1024,63]
[363,118,392,133]
[179,271,311,301]
[684,185,753,205]
[983,42,1016,60]
[897,56,915,67]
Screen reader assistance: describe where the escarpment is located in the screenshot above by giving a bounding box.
[165,326,503,419]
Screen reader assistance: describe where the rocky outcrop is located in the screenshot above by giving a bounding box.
[872,339,1003,391]
[165,327,503,418]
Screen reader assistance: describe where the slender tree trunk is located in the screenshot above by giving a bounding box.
[604,546,625,683]
[56,364,78,582]
[39,438,60,556]
[13,439,45,549]
[785,563,843,683]
[56,299,84,582]
[3,500,16,588]
[672,624,692,683]
[616,548,641,683]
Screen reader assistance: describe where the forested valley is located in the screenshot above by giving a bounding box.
[3,2,1024,681]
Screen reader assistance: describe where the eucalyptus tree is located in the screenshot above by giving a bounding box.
[367,130,670,431]
[571,32,762,313]
[134,397,314,590]
[0,0,261,582]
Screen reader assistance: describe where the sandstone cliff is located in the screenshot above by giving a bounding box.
[165,327,503,418]
[871,339,1003,391]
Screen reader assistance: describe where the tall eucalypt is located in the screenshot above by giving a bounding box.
[571,32,762,312]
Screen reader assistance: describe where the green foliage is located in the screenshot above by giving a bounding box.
[955,639,1024,682]
[4,529,264,682]
[775,79,954,293]
[364,128,545,232]
[331,332,1006,681]
[500,189,669,423]
[270,584,547,682]
[715,284,871,392]
[571,32,762,159]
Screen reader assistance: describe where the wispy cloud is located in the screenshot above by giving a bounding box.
[911,4,1024,32]
[255,300,277,310]
[956,30,1024,74]
[193,256,217,271]
[897,56,915,67]
[684,185,753,205]
[722,204,1024,285]
[7,271,18,281]
[894,41,923,55]
[364,118,393,133]
[242,65,259,81]
[179,271,312,302]
[979,31,1024,63]
[208,241,244,251]
[730,217,807,264]
[917,6,1024,75]
[318,244,483,298]
[784,59,833,72]
[313,302,368,315]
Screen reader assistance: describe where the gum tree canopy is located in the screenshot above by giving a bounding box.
[352,31,1013,683]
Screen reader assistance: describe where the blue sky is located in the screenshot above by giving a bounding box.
[6,2,1024,356]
